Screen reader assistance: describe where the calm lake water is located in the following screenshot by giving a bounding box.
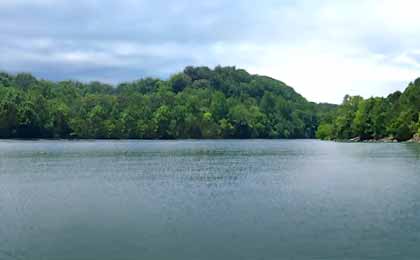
[1,140,420,260]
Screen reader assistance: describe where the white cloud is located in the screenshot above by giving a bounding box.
[1,0,420,103]
[206,0,420,103]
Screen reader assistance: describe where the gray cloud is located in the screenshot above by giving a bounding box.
[1,0,420,103]
[0,0,298,81]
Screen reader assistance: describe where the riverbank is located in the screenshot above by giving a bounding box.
[343,134,420,143]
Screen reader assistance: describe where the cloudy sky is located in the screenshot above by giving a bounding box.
[1,0,420,103]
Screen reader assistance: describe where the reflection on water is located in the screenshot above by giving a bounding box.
[0,140,420,260]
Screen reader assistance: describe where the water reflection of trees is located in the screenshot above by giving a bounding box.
[404,143,420,159]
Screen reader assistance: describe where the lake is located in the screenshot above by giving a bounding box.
[1,140,420,260]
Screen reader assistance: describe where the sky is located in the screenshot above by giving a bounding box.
[1,0,420,103]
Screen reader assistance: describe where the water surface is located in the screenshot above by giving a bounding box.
[1,140,420,260]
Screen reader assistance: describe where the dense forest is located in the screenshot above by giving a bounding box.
[0,66,335,139]
[316,78,420,142]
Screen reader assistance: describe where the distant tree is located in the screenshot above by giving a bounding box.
[316,123,334,140]
[170,73,192,93]
[14,73,37,89]
[0,66,338,139]
[316,77,420,141]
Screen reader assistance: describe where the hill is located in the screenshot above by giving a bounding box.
[0,66,335,139]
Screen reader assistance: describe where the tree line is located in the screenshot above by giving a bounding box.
[316,78,420,141]
[0,66,334,139]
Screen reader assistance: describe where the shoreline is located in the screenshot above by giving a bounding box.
[337,134,420,144]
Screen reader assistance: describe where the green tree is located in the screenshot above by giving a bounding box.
[0,66,338,140]
[170,73,192,93]
[316,123,334,140]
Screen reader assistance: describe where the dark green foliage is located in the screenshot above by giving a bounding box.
[170,73,192,93]
[317,78,420,141]
[0,66,333,139]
